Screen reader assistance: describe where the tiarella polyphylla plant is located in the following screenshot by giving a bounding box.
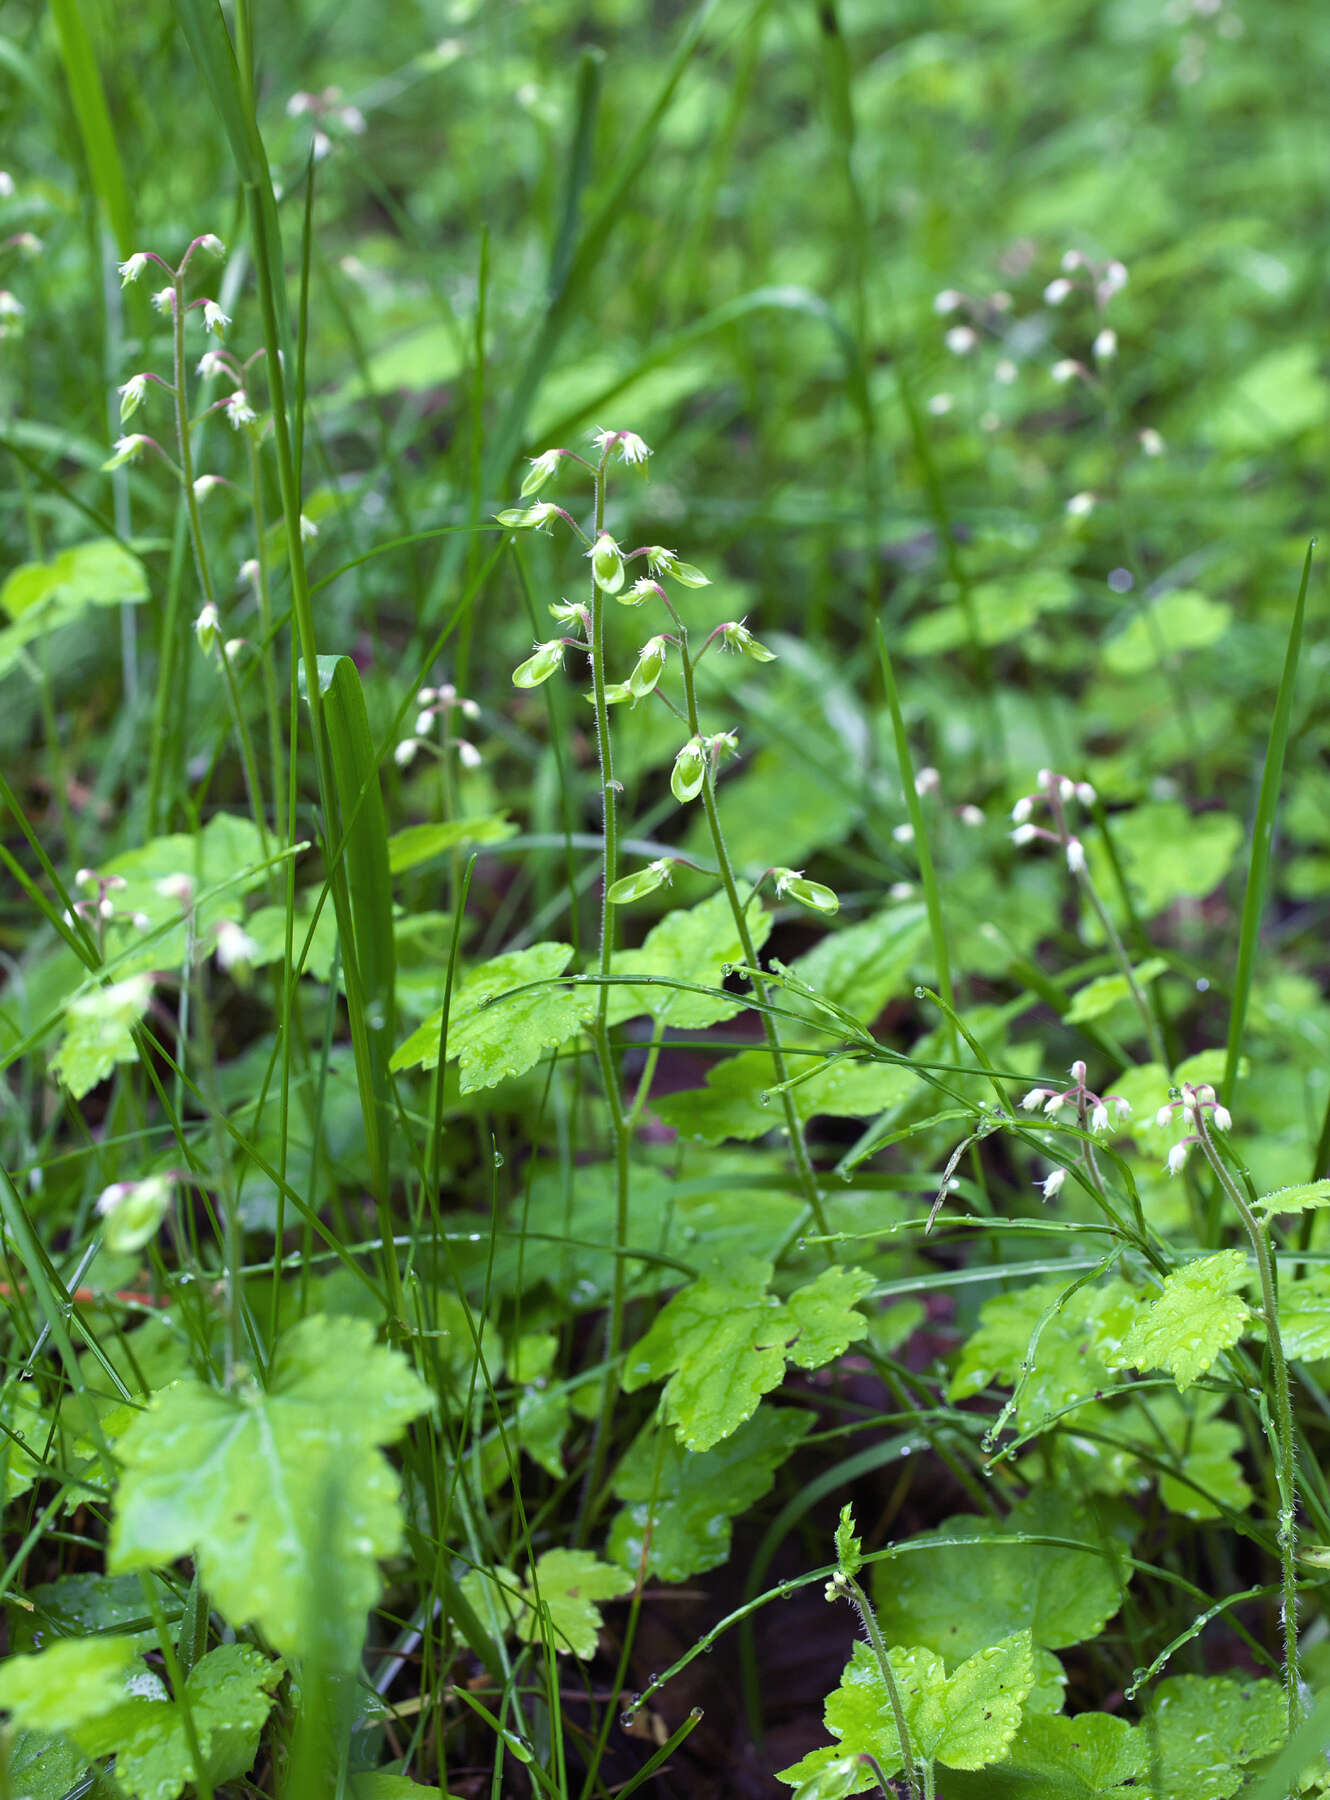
[492,425,844,1499]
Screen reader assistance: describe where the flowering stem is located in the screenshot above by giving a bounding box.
[1195,1119,1300,1729]
[840,1569,919,1798]
[245,437,288,845]
[581,456,634,1533]
[669,610,833,1247]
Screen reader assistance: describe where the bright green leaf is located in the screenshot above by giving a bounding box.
[945,1709,1147,1798]
[1274,1266,1330,1361]
[1143,1673,1284,1799]
[622,1259,870,1451]
[654,1048,917,1143]
[48,972,154,1099]
[608,890,772,1028]
[0,1730,88,1800]
[1065,959,1168,1026]
[1113,1252,1251,1391]
[608,1407,814,1581]
[778,1631,1034,1790]
[390,942,594,1089]
[517,1549,633,1658]
[0,539,148,679]
[1092,804,1242,919]
[1255,1180,1330,1219]
[1103,591,1231,678]
[386,816,517,875]
[0,1634,137,1732]
[110,1315,433,1668]
[72,1643,283,1800]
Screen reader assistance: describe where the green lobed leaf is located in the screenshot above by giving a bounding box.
[871,1490,1124,1715]
[1089,804,1243,919]
[654,1047,917,1143]
[1273,1266,1330,1361]
[1112,1251,1251,1392]
[607,889,772,1028]
[0,1729,88,1800]
[778,1631,1034,1790]
[389,941,594,1090]
[1255,1180,1330,1219]
[516,1549,634,1658]
[1143,1673,1284,1800]
[622,1258,871,1451]
[1103,590,1232,678]
[0,1634,137,1732]
[0,539,148,679]
[72,1643,283,1800]
[109,1315,433,1668]
[785,902,929,1024]
[607,1407,814,1581]
[1065,958,1168,1026]
[944,1709,1148,1798]
[48,972,154,1099]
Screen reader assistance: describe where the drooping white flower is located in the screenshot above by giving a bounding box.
[202,299,230,336]
[119,251,150,285]
[1040,1168,1067,1199]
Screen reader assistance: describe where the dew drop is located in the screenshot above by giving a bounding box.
[620,1714,635,1731]
[721,963,733,978]
[493,1151,505,1168]
[758,1091,770,1106]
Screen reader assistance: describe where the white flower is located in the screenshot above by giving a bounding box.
[394,738,422,767]
[1113,1096,1132,1119]
[1051,358,1081,384]
[0,290,22,320]
[1075,781,1097,805]
[958,804,985,827]
[888,881,914,900]
[1091,1102,1110,1133]
[914,766,941,795]
[151,286,175,314]
[944,325,978,355]
[202,299,230,336]
[194,602,220,653]
[155,873,196,905]
[1093,328,1118,362]
[1040,1168,1067,1199]
[339,105,367,134]
[994,358,1017,384]
[592,426,651,465]
[238,559,260,586]
[1066,838,1086,874]
[456,740,483,770]
[1043,1092,1067,1115]
[1212,1105,1233,1133]
[1138,428,1165,457]
[119,252,150,285]
[196,233,226,259]
[118,373,150,420]
[193,474,224,502]
[1156,1103,1175,1129]
[414,709,435,737]
[1011,796,1034,824]
[214,918,260,972]
[1043,277,1073,305]
[299,513,318,541]
[1166,1141,1190,1175]
[312,130,332,161]
[224,389,257,429]
[197,349,228,379]
[1100,259,1128,296]
[1066,491,1097,517]
[927,393,953,416]
[1070,1059,1087,1084]
[892,822,915,844]
[1021,1088,1048,1112]
[933,289,964,315]
[222,637,247,663]
[0,171,14,198]
[1060,250,1084,272]
[287,90,315,116]
[1010,822,1038,846]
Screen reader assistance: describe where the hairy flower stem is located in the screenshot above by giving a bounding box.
[671,618,832,1246]
[581,457,635,1533]
[841,1570,919,1798]
[1195,1120,1300,1729]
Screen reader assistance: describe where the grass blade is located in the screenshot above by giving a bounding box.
[48,0,132,254]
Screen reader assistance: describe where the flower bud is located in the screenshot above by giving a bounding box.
[670,737,708,803]
[1212,1105,1232,1133]
[102,434,150,471]
[1011,796,1034,824]
[1091,1102,1110,1133]
[215,917,260,979]
[945,325,978,355]
[1021,1088,1048,1111]
[606,859,674,905]
[512,640,565,689]
[646,547,710,587]
[589,532,626,594]
[197,234,226,259]
[1166,1141,1190,1175]
[118,373,150,421]
[193,474,224,502]
[155,873,196,906]
[394,737,422,767]
[1043,277,1073,305]
[772,867,840,915]
[622,577,665,608]
[521,449,562,496]
[151,286,175,314]
[628,635,669,698]
[97,1172,174,1255]
[224,389,257,429]
[1093,328,1118,363]
[495,501,560,531]
[194,603,221,654]
[1010,823,1037,846]
[1156,1104,1175,1129]
[1066,838,1086,873]
[720,621,778,661]
[202,299,230,336]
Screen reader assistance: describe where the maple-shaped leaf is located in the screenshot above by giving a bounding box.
[1112,1251,1251,1391]
[778,1631,1034,1791]
[1143,1673,1283,1800]
[72,1644,283,1800]
[944,1709,1147,1798]
[947,1277,1139,1432]
[389,942,594,1091]
[1254,1179,1330,1219]
[871,1490,1122,1716]
[607,1407,814,1581]
[623,1258,871,1450]
[654,1049,916,1144]
[1272,1265,1330,1361]
[516,1549,634,1657]
[607,890,772,1028]
[110,1315,433,1668]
